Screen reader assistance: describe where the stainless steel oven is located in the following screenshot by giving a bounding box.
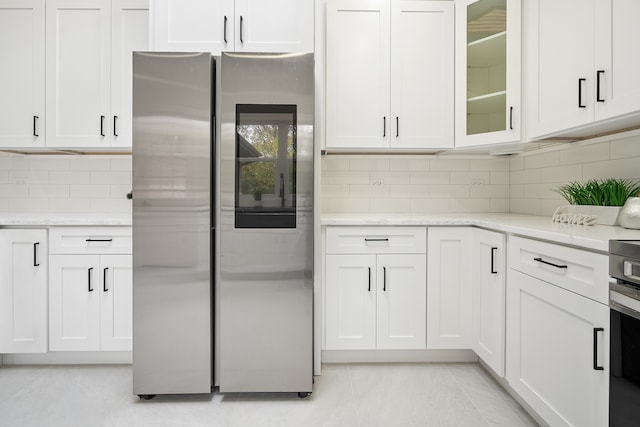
[609,240,640,427]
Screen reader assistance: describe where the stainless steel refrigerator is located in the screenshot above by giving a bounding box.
[132,52,214,397]
[132,51,313,397]
[218,52,314,395]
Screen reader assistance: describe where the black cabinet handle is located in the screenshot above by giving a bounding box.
[365,238,389,242]
[368,267,371,292]
[383,267,386,291]
[596,70,605,102]
[396,116,399,137]
[33,242,40,267]
[593,327,604,370]
[86,238,113,242]
[88,267,94,292]
[33,116,39,137]
[223,16,228,43]
[240,16,243,43]
[533,257,568,269]
[491,247,497,274]
[383,116,386,137]
[113,116,118,136]
[100,115,105,136]
[509,106,513,130]
[578,78,586,108]
[103,267,109,292]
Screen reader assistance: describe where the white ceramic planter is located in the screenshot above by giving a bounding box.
[566,205,622,226]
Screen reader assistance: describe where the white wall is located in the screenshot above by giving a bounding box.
[321,156,510,214]
[510,131,640,216]
[0,153,132,214]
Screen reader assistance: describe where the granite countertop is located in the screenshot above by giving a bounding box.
[0,213,132,227]
[322,213,640,252]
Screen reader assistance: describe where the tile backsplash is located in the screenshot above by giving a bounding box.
[510,132,640,216]
[0,153,132,214]
[321,156,510,214]
[2,131,639,218]
[322,131,640,216]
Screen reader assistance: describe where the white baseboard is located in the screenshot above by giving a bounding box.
[321,349,478,363]
[1,351,132,365]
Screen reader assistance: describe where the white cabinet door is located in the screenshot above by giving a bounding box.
[49,255,101,351]
[325,254,377,350]
[472,228,505,377]
[46,0,111,148]
[100,254,132,351]
[390,1,453,149]
[427,227,473,349]
[525,0,596,138]
[110,0,149,148]
[152,0,234,52]
[0,0,45,148]
[376,254,426,349]
[506,269,609,427]
[455,0,521,147]
[0,229,47,354]
[595,0,640,121]
[234,0,313,53]
[326,0,390,150]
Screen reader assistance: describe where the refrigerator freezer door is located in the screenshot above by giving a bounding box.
[132,52,213,395]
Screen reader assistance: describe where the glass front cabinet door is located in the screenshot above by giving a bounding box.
[455,0,521,148]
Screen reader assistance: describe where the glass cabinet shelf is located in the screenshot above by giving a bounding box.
[468,90,506,114]
[468,31,506,67]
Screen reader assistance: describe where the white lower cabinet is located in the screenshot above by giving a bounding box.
[506,270,609,427]
[0,229,48,353]
[325,227,426,350]
[426,227,473,349]
[472,228,506,377]
[48,227,132,352]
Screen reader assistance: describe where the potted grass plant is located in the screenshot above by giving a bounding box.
[555,178,640,225]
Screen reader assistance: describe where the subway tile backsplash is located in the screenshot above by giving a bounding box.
[1,131,639,218]
[0,153,132,214]
[321,156,511,214]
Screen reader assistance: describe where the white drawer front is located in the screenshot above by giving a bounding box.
[49,227,132,255]
[508,236,608,304]
[325,227,426,254]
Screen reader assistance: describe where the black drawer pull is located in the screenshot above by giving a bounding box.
[533,257,567,269]
[86,238,113,242]
[364,238,389,242]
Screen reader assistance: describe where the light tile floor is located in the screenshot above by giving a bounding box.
[0,363,539,427]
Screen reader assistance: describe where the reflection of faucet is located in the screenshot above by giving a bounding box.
[279,173,286,207]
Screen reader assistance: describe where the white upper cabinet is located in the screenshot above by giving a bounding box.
[46,0,148,149]
[526,0,640,139]
[455,0,521,148]
[0,0,45,148]
[152,0,313,54]
[326,0,454,151]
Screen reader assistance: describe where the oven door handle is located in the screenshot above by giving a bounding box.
[623,260,640,282]
[610,295,640,322]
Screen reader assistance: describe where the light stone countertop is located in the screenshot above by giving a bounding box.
[321,213,640,252]
[0,213,132,227]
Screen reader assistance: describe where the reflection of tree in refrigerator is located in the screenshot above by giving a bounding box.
[238,124,296,199]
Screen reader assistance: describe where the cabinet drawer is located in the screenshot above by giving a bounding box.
[49,227,132,255]
[326,227,426,254]
[508,236,608,304]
